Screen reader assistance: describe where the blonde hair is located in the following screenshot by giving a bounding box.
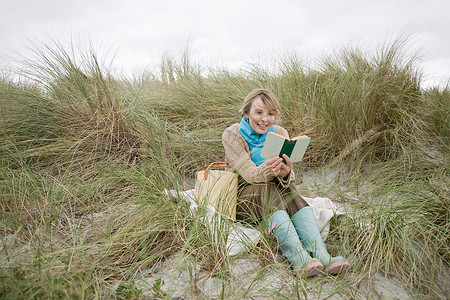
[240,88,281,118]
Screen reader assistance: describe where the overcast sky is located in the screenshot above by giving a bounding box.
[1,0,449,88]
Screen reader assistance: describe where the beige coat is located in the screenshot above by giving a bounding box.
[222,123,296,186]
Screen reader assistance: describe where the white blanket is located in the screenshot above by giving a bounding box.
[164,189,343,256]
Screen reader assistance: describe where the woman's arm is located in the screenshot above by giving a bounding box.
[222,126,275,184]
[222,125,296,186]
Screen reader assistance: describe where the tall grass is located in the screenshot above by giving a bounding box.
[1,38,448,298]
[2,39,140,173]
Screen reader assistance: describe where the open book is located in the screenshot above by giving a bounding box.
[261,132,310,163]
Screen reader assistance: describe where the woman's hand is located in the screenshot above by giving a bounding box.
[266,154,292,178]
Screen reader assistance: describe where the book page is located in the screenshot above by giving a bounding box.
[289,136,310,162]
[260,133,285,159]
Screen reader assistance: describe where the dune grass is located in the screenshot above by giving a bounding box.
[0,38,448,299]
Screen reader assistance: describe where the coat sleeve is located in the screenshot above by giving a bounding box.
[222,125,296,186]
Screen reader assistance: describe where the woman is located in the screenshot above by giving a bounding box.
[222,88,349,277]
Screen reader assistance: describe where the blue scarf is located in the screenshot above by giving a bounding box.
[239,116,276,166]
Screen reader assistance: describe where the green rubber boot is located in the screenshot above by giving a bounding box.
[268,210,323,277]
[292,207,350,275]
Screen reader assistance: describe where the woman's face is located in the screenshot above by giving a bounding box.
[245,97,276,134]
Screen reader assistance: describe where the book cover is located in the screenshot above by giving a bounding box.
[260,132,310,163]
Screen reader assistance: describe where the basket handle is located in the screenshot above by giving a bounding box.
[195,162,230,181]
